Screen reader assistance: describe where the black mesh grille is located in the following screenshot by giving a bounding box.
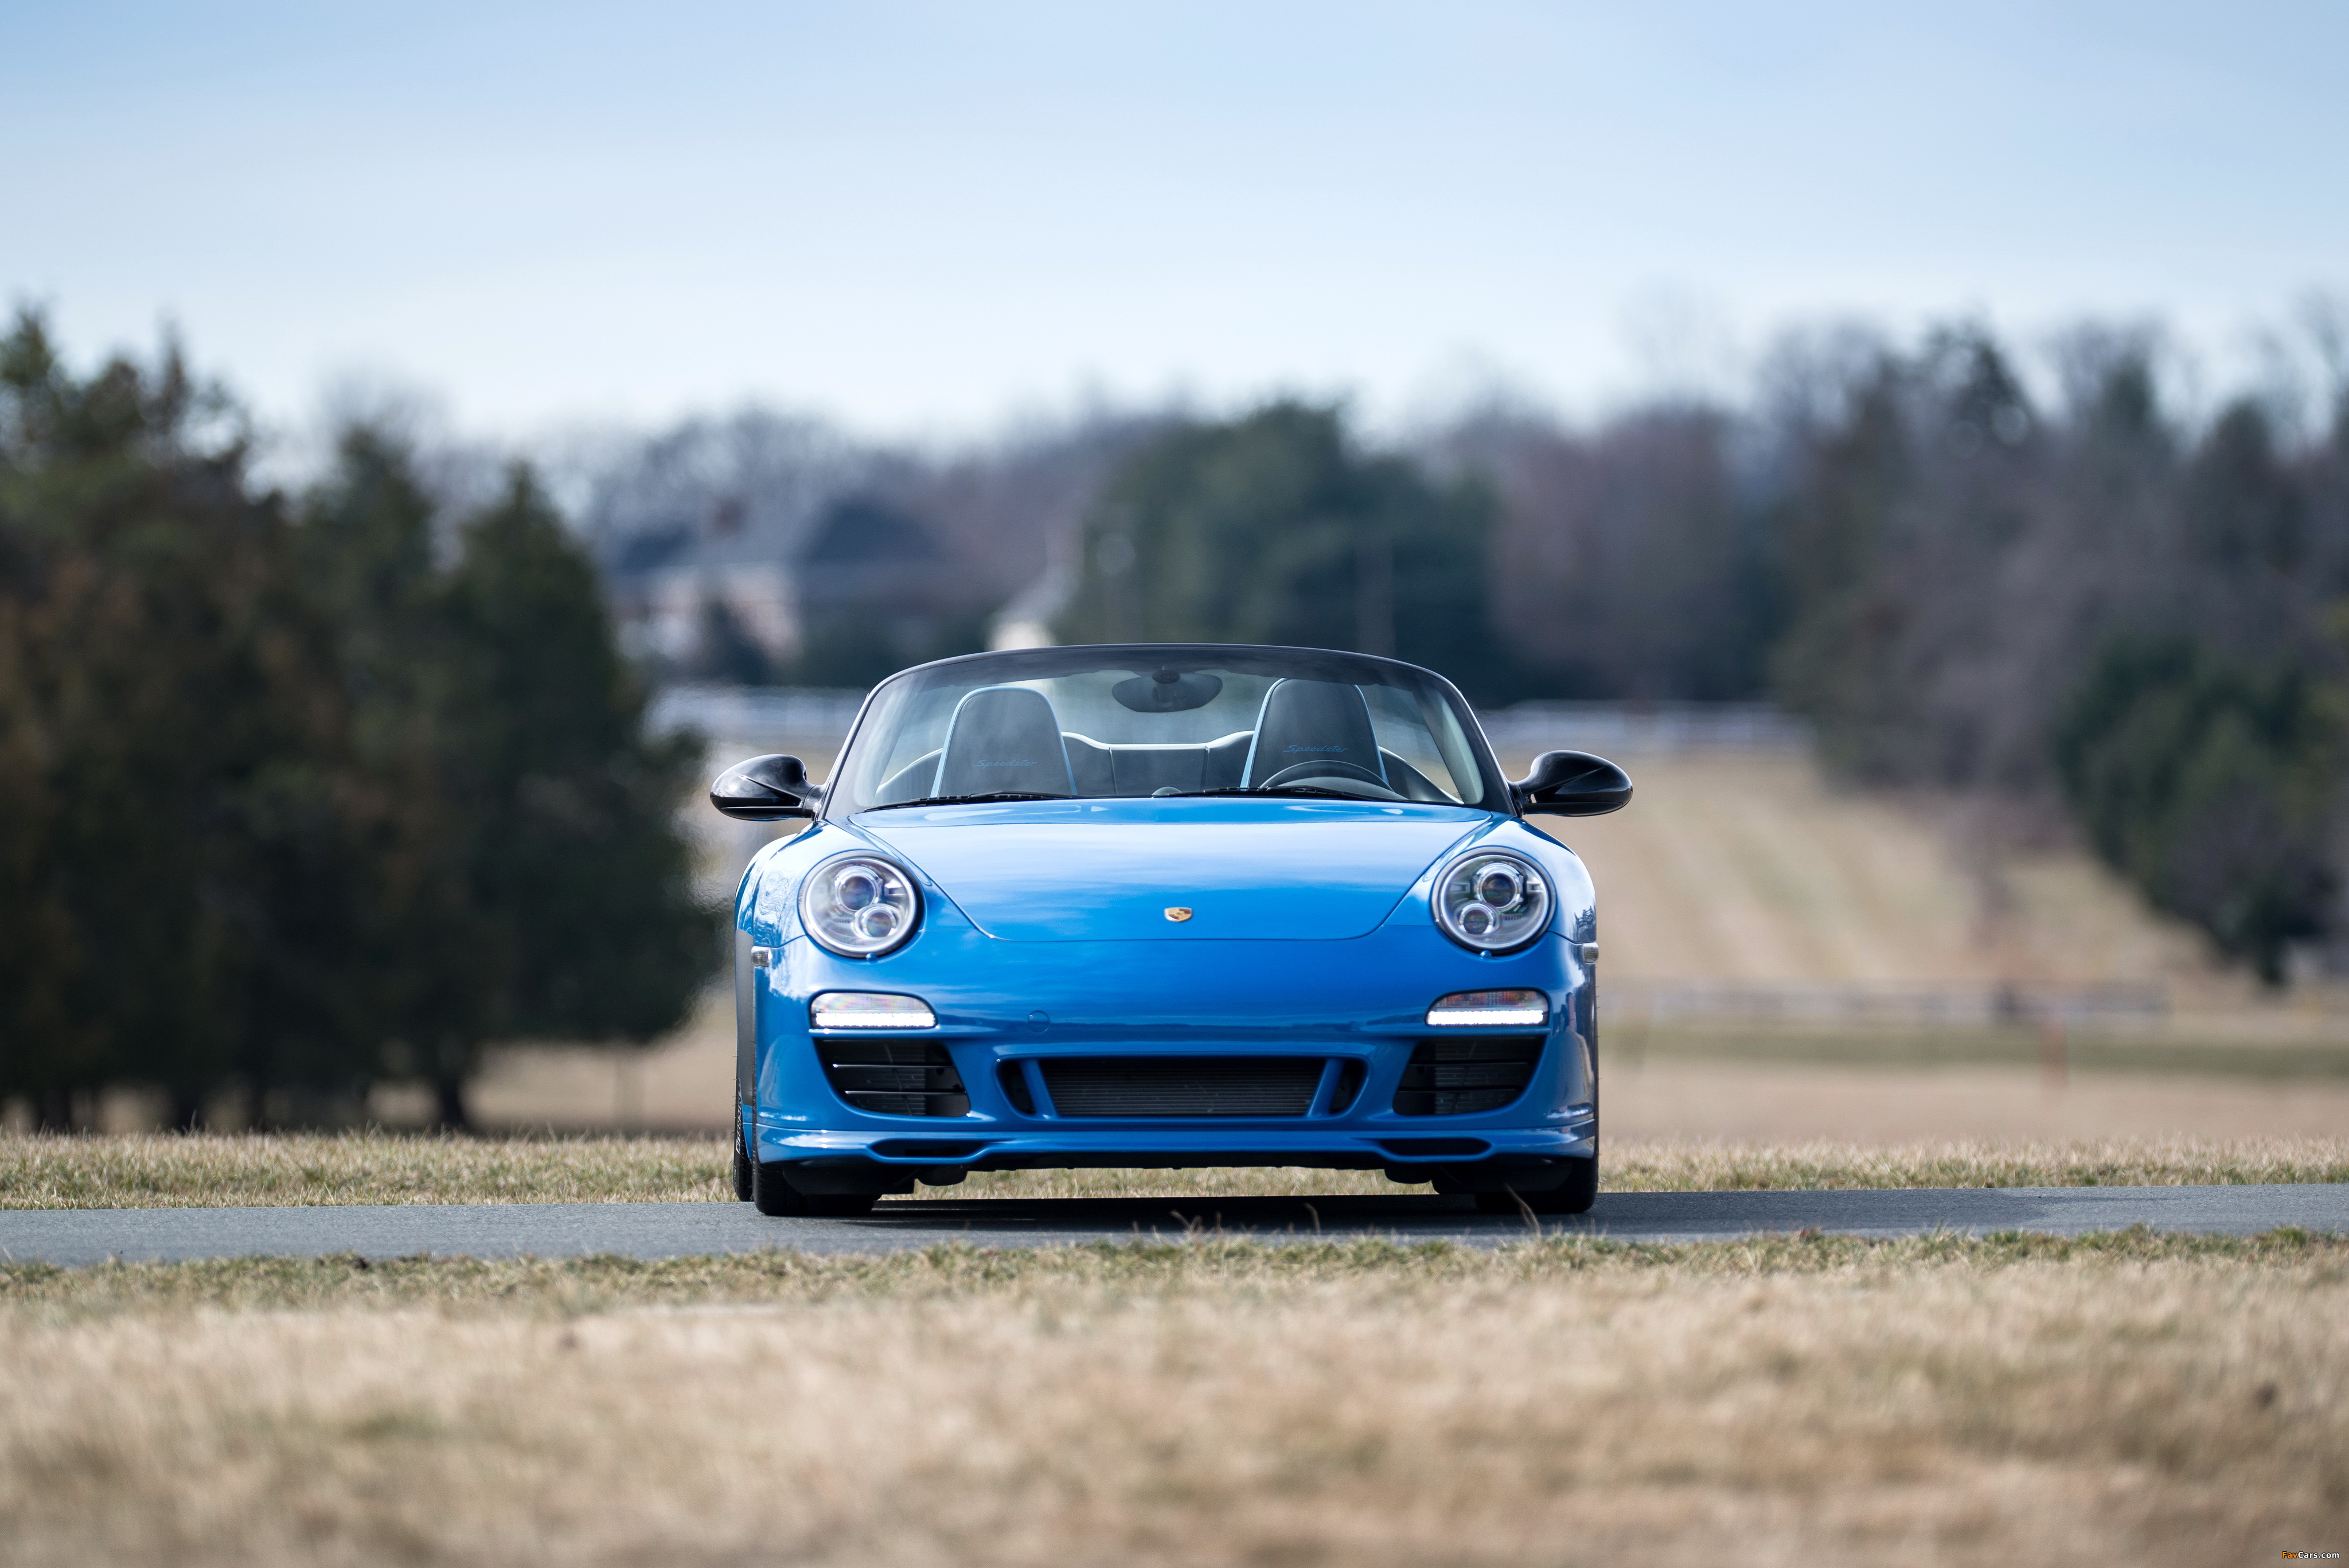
[1391,1036,1543,1117]
[1040,1057,1324,1118]
[818,1038,969,1117]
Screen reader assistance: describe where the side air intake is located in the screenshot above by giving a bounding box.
[819,1039,970,1117]
[1391,1036,1543,1117]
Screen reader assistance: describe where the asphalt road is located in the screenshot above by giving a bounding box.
[3,1184,2344,1266]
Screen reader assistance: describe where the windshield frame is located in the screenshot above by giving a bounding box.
[820,643,1514,820]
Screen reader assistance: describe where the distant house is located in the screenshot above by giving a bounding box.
[590,413,861,677]
[599,486,985,684]
[589,407,1160,685]
[608,553,798,672]
[795,497,961,642]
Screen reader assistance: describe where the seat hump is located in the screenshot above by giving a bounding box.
[932,686,1074,798]
[1242,680,1385,787]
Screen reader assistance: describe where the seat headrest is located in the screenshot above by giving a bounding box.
[932,686,1075,799]
[1243,679,1384,787]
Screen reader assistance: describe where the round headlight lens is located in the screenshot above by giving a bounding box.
[800,853,922,958]
[1432,849,1551,953]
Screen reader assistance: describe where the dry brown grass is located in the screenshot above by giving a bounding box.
[2,1232,2343,1566]
[5,1130,2346,1210]
[1535,750,2224,995]
[1621,1019,2349,1077]
[0,1131,732,1209]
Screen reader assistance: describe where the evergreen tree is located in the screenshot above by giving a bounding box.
[296,430,498,1117]
[2057,637,2344,982]
[0,315,376,1126]
[1767,329,2043,781]
[0,362,713,1129]
[1053,403,1513,696]
[426,466,713,1124]
[300,436,713,1126]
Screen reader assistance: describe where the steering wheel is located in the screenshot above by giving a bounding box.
[1257,759,1403,798]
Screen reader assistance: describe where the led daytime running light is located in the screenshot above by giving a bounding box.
[810,992,937,1029]
[1425,989,1549,1027]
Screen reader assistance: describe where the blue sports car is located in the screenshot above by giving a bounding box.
[709,643,1632,1217]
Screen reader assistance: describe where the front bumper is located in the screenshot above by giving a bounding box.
[744,921,1599,1188]
[760,1121,1598,1195]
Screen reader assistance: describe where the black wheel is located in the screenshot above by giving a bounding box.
[1527,1156,1599,1215]
[732,1115,754,1202]
[751,1156,813,1216]
[1474,1157,1598,1216]
[752,1159,879,1218]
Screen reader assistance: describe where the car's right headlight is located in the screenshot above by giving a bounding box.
[799,852,923,958]
[1431,848,1552,954]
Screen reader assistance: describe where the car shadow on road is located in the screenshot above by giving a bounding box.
[820,1184,2265,1244]
[850,1192,1554,1240]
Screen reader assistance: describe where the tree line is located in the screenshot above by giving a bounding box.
[0,316,711,1129]
[9,302,2346,1130]
[1052,321,2349,980]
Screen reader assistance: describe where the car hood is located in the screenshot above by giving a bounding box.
[852,798,1490,942]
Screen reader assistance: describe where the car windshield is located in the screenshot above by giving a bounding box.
[828,645,1508,816]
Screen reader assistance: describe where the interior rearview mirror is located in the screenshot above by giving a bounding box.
[709,754,822,821]
[1511,749,1633,817]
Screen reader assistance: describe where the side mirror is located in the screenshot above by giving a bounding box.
[710,754,822,821]
[1511,750,1633,817]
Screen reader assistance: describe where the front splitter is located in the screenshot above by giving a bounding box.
[755,1124,1597,1171]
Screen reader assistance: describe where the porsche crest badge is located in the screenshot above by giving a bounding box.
[1164,906,1194,922]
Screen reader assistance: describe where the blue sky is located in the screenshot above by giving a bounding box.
[5,2,2343,440]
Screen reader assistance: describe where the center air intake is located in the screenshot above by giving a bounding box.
[1039,1057,1324,1117]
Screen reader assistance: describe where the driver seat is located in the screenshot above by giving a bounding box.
[1242,679,1387,789]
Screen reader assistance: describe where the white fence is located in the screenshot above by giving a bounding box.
[1601,981,2169,1027]
[649,685,869,755]
[1474,701,1813,756]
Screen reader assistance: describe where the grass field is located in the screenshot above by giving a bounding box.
[3,1230,2343,1566]
[6,1130,2347,1209]
[1617,1020,2349,1077]
[9,1133,2345,1563]
[1526,750,2223,993]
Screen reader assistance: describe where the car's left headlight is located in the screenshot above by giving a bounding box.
[799,852,923,958]
[1431,848,1552,953]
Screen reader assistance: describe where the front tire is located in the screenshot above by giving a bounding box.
[752,1158,879,1218]
[1474,1156,1598,1216]
[732,1115,754,1202]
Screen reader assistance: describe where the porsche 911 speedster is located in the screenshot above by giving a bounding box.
[709,643,1631,1216]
